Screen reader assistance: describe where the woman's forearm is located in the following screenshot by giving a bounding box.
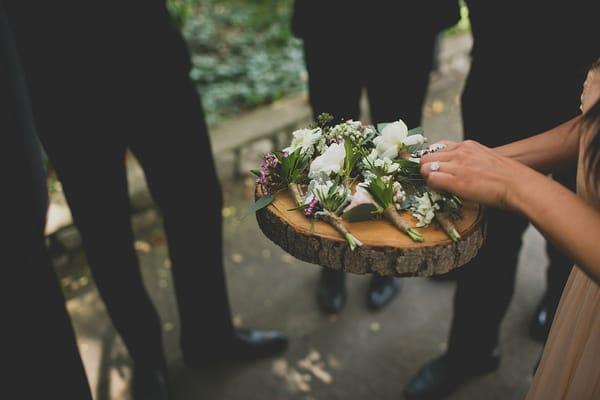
[510,171,600,285]
[496,116,581,173]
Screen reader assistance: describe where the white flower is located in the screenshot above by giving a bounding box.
[364,149,378,165]
[304,179,332,205]
[411,192,440,227]
[363,149,400,174]
[305,178,351,210]
[392,182,406,206]
[316,136,328,154]
[373,120,425,159]
[308,142,345,179]
[283,128,322,155]
[429,190,442,203]
[345,185,376,212]
[362,169,377,182]
[375,157,400,174]
[404,134,426,146]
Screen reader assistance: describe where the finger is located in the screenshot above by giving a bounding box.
[421,148,460,164]
[425,171,460,193]
[421,143,461,164]
[433,140,458,150]
[420,160,461,178]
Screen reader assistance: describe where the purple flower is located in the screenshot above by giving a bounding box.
[304,196,319,217]
[257,153,280,193]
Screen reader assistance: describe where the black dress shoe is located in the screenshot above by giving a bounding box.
[317,269,346,314]
[367,275,400,310]
[132,367,169,400]
[184,328,288,367]
[404,353,500,400]
[529,295,556,343]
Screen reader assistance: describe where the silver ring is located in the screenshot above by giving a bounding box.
[430,161,440,172]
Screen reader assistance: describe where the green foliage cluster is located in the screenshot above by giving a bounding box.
[168,0,305,126]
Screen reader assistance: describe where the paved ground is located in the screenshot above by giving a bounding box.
[54,33,549,400]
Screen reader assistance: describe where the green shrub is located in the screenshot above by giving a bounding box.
[169,0,306,126]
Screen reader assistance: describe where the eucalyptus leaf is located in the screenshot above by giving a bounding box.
[408,126,424,136]
[240,193,274,219]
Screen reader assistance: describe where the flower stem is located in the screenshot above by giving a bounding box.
[289,183,305,206]
[383,206,424,242]
[435,212,461,242]
[322,211,362,250]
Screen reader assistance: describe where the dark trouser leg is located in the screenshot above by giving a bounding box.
[364,34,435,298]
[302,39,363,289]
[302,40,362,122]
[127,72,234,351]
[42,140,166,369]
[447,208,529,362]
[2,6,91,394]
[447,69,533,362]
[365,34,435,127]
[6,237,93,399]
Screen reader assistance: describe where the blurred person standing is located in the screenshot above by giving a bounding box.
[291,0,460,314]
[405,1,599,399]
[1,2,92,398]
[3,1,288,399]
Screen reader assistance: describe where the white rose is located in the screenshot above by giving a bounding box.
[308,142,345,179]
[283,128,322,155]
[373,120,425,158]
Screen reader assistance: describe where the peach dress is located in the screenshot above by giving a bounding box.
[526,134,600,399]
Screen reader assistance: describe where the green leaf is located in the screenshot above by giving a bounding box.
[240,194,274,219]
[365,177,393,208]
[397,159,421,168]
[250,169,260,177]
[408,126,424,136]
[343,138,360,177]
[316,113,334,128]
[343,203,380,222]
[279,148,309,184]
[288,203,308,212]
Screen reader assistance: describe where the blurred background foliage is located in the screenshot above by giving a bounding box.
[167,0,469,127]
[167,0,305,126]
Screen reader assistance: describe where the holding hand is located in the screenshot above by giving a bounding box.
[419,140,542,210]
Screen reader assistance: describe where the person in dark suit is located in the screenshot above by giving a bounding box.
[1,2,92,397]
[405,1,599,398]
[3,1,288,399]
[292,0,460,314]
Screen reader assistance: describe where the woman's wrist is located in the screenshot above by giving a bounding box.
[505,166,548,215]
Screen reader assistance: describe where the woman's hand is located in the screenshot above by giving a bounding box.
[419,140,541,210]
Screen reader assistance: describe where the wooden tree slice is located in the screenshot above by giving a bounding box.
[255,184,486,277]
